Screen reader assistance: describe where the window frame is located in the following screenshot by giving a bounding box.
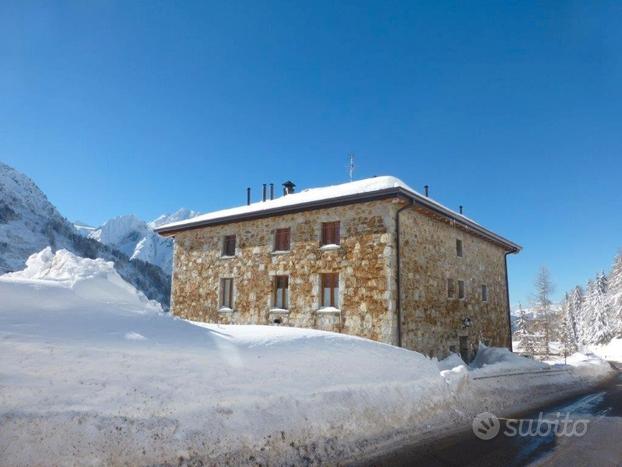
[273,228,291,252]
[456,239,463,258]
[220,278,234,309]
[320,272,340,308]
[481,284,488,302]
[320,221,340,246]
[447,278,455,299]
[273,275,289,310]
[458,280,465,300]
[222,235,236,257]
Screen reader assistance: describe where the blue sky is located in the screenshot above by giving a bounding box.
[1,1,621,306]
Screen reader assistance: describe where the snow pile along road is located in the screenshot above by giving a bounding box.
[0,249,616,465]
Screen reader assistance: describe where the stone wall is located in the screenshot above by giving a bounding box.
[398,203,511,359]
[170,197,513,359]
[171,200,399,344]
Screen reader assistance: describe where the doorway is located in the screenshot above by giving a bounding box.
[459,336,469,363]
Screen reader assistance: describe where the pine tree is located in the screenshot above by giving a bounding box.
[559,295,577,357]
[607,251,622,337]
[591,273,613,344]
[532,267,555,357]
[514,304,536,355]
[581,274,613,345]
[568,286,584,345]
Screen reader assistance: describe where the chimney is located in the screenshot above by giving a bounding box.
[246,187,251,206]
[270,183,274,200]
[282,180,296,196]
[459,205,463,214]
[262,184,267,202]
[424,185,429,197]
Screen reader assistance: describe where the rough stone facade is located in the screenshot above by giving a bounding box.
[170,197,512,359]
[171,200,398,344]
[398,203,511,360]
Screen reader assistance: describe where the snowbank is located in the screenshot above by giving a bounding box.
[4,247,162,311]
[470,343,548,374]
[0,250,615,465]
[585,337,622,364]
[437,352,466,371]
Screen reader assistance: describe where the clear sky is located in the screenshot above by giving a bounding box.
[1,1,621,307]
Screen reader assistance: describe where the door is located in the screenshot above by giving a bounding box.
[459,336,469,363]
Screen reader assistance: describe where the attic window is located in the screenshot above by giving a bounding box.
[456,239,463,257]
[321,221,340,246]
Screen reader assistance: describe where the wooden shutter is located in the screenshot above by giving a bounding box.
[321,222,340,246]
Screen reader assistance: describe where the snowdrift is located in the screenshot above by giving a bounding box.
[0,249,615,465]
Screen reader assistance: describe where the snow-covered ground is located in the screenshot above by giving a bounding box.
[585,337,622,363]
[0,249,615,465]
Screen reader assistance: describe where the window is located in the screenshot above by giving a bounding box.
[222,235,236,256]
[273,275,289,309]
[321,221,340,246]
[220,278,233,309]
[456,239,463,257]
[458,280,465,299]
[321,273,339,308]
[481,284,488,302]
[447,278,455,299]
[274,228,291,251]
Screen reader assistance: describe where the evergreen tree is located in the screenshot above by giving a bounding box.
[591,273,613,344]
[581,274,613,344]
[607,251,622,337]
[532,267,555,357]
[514,304,536,355]
[568,286,584,344]
[559,295,577,357]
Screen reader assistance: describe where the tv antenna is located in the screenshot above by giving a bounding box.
[348,153,355,182]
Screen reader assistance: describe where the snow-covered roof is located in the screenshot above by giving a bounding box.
[155,175,520,251]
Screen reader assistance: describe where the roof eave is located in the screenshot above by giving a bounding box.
[156,186,522,253]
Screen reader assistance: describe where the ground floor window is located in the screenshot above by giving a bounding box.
[273,275,289,309]
[220,278,233,309]
[321,272,339,308]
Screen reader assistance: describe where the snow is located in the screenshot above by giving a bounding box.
[585,337,622,363]
[437,352,466,371]
[89,210,198,273]
[0,249,615,465]
[156,176,480,232]
[469,343,548,374]
[149,208,201,229]
[0,161,170,304]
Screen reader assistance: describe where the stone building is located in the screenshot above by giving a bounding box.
[155,176,520,360]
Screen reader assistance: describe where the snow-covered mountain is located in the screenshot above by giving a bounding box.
[84,208,199,273]
[0,161,171,306]
[149,208,200,230]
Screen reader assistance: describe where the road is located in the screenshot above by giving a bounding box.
[361,363,622,467]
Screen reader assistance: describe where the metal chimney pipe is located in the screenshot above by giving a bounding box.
[270,183,274,200]
[424,185,429,197]
[459,205,463,214]
[262,184,267,202]
[246,187,251,206]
